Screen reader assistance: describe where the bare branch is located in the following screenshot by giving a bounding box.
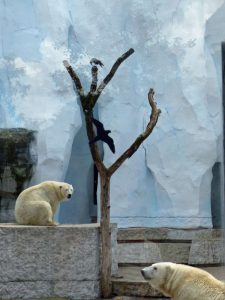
[85,113,107,175]
[90,66,98,93]
[90,48,135,108]
[63,60,84,96]
[63,61,107,173]
[108,88,161,175]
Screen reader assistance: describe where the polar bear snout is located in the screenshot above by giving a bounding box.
[141,266,153,280]
[141,264,160,280]
[141,269,147,278]
[67,194,72,199]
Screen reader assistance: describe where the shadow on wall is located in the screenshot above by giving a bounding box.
[211,162,223,228]
[58,116,93,223]
[58,105,102,224]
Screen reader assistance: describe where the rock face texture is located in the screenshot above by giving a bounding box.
[0,1,224,227]
[0,1,82,186]
[0,128,37,222]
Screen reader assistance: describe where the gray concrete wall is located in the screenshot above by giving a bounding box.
[117,228,224,265]
[0,224,118,300]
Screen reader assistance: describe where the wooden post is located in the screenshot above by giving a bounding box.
[100,173,112,297]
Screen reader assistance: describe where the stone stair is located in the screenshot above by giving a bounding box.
[112,228,225,298]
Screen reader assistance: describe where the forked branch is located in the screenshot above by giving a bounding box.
[63,60,84,96]
[108,88,161,175]
[91,48,135,107]
[63,56,160,176]
[90,66,98,93]
[63,49,161,299]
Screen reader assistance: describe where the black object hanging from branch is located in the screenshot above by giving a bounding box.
[89,118,115,153]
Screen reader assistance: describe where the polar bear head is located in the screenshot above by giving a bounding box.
[141,262,175,289]
[59,183,74,200]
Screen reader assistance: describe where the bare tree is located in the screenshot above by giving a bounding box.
[63,48,161,298]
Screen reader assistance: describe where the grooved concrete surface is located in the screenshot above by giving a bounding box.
[0,224,117,300]
[117,228,225,265]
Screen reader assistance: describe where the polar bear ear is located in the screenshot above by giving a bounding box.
[165,264,172,274]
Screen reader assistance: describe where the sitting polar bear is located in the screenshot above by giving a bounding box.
[15,181,74,226]
[141,262,225,300]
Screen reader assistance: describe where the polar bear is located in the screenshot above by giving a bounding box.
[15,181,74,226]
[141,262,225,300]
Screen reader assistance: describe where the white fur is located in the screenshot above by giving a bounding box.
[141,262,225,300]
[15,181,74,226]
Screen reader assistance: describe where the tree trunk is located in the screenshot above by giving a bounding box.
[100,173,111,298]
[63,54,161,299]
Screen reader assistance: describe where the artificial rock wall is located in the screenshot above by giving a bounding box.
[0,0,225,228]
[0,128,37,222]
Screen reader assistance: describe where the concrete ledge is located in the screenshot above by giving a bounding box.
[118,242,191,264]
[117,228,222,241]
[0,223,118,300]
[117,228,224,265]
[189,239,224,265]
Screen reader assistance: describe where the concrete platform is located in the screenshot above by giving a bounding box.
[0,223,118,300]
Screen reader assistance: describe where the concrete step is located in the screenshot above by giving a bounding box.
[112,265,225,298]
[117,228,224,265]
[117,228,223,241]
[112,266,162,297]
[113,297,168,300]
